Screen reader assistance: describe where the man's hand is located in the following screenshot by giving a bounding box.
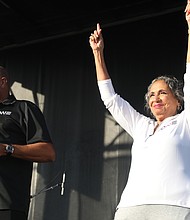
[0,144,7,156]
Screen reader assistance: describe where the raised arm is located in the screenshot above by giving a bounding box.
[89,23,110,81]
[183,1,190,125]
[185,0,190,63]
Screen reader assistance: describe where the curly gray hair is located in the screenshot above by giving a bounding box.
[144,75,184,117]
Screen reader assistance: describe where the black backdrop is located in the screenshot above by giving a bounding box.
[0,10,187,220]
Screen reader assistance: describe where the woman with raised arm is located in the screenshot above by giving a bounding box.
[89,3,190,220]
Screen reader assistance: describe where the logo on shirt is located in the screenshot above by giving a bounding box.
[0,111,12,115]
[160,120,177,130]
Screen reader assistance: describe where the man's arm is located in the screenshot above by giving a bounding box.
[0,142,55,162]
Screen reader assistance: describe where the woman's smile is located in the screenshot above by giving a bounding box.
[148,80,179,123]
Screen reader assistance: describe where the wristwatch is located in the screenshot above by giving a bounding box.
[5,145,15,156]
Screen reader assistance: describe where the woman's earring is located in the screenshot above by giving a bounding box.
[177,105,182,111]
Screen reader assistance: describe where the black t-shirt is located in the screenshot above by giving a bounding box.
[0,95,52,214]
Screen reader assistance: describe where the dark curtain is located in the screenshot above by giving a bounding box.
[0,10,187,220]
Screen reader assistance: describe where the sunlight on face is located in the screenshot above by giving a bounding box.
[148,80,179,123]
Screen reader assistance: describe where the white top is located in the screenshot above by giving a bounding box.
[98,64,190,208]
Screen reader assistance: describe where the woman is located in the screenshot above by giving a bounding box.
[89,2,190,220]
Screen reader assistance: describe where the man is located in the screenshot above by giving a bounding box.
[0,66,56,220]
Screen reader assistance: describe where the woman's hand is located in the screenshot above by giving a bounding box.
[89,23,104,51]
[185,0,190,26]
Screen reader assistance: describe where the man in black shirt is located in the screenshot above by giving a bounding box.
[0,66,56,220]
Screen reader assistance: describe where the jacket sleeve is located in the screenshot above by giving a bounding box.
[184,63,190,126]
[98,79,147,138]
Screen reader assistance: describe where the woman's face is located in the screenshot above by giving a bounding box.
[148,80,179,123]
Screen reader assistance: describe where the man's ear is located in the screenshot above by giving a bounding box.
[0,76,8,88]
[1,77,8,87]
